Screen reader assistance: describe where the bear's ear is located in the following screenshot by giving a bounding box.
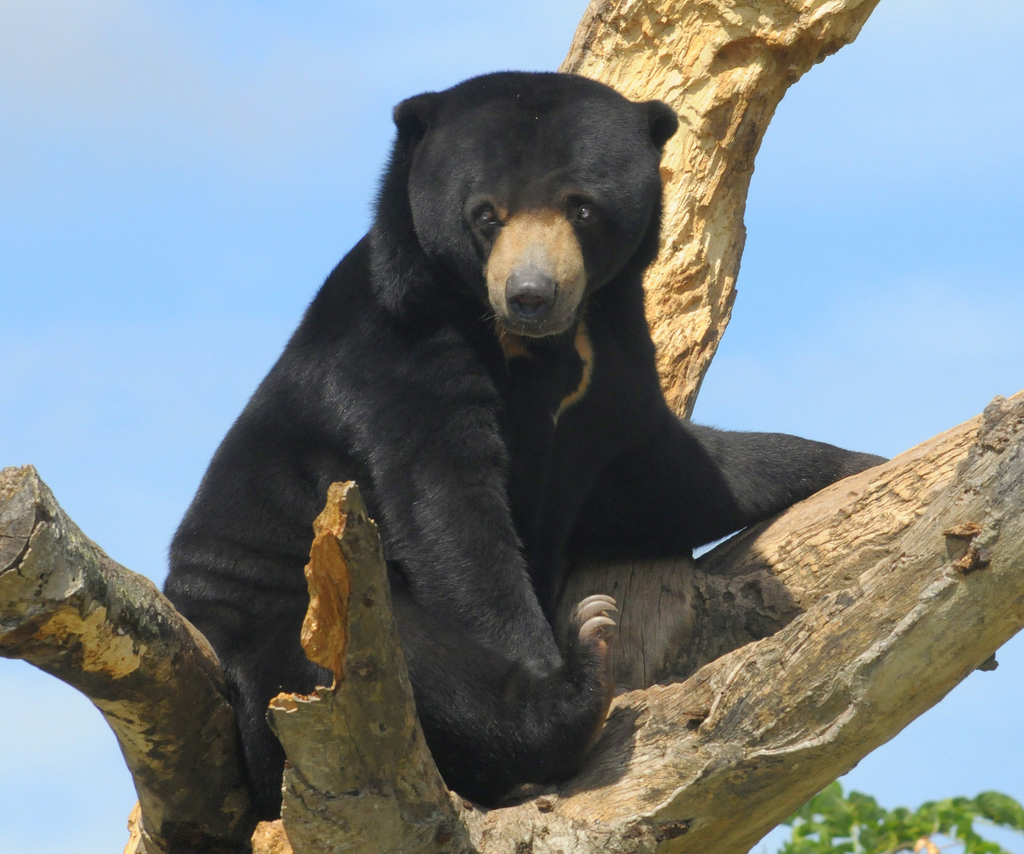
[393,92,442,148]
[641,100,679,149]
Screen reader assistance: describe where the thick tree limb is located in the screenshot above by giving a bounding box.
[556,396,1021,692]
[0,465,255,854]
[562,0,881,418]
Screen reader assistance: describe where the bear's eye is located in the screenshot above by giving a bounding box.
[475,206,499,229]
[569,200,596,225]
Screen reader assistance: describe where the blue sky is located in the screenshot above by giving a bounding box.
[1,1,1021,851]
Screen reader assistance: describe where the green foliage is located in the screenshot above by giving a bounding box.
[778,782,1024,854]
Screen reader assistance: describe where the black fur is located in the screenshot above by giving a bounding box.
[164,72,883,818]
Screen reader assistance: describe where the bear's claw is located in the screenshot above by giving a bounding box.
[579,614,616,644]
[573,593,618,622]
[572,594,618,645]
[569,594,618,754]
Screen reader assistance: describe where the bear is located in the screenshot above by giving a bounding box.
[163,71,884,819]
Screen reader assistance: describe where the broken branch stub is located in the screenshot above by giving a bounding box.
[267,481,469,854]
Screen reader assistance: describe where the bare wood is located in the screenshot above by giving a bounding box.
[0,465,255,854]
[266,482,469,854]
[250,821,294,854]
[562,0,881,418]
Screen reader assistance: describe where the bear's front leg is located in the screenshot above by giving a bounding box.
[567,412,886,560]
[355,336,621,804]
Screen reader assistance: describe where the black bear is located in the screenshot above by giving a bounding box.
[164,71,883,819]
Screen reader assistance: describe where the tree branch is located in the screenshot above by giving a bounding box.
[531,393,1024,853]
[556,395,1023,692]
[0,465,255,854]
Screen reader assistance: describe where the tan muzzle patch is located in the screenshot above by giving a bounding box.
[485,209,587,337]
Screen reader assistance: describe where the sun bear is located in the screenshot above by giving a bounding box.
[164,71,883,819]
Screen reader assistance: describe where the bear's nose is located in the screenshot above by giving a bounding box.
[505,269,557,321]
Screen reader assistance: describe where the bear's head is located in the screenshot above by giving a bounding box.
[386,72,677,338]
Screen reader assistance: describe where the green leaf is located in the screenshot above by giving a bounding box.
[773,782,1024,854]
[976,792,1024,831]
